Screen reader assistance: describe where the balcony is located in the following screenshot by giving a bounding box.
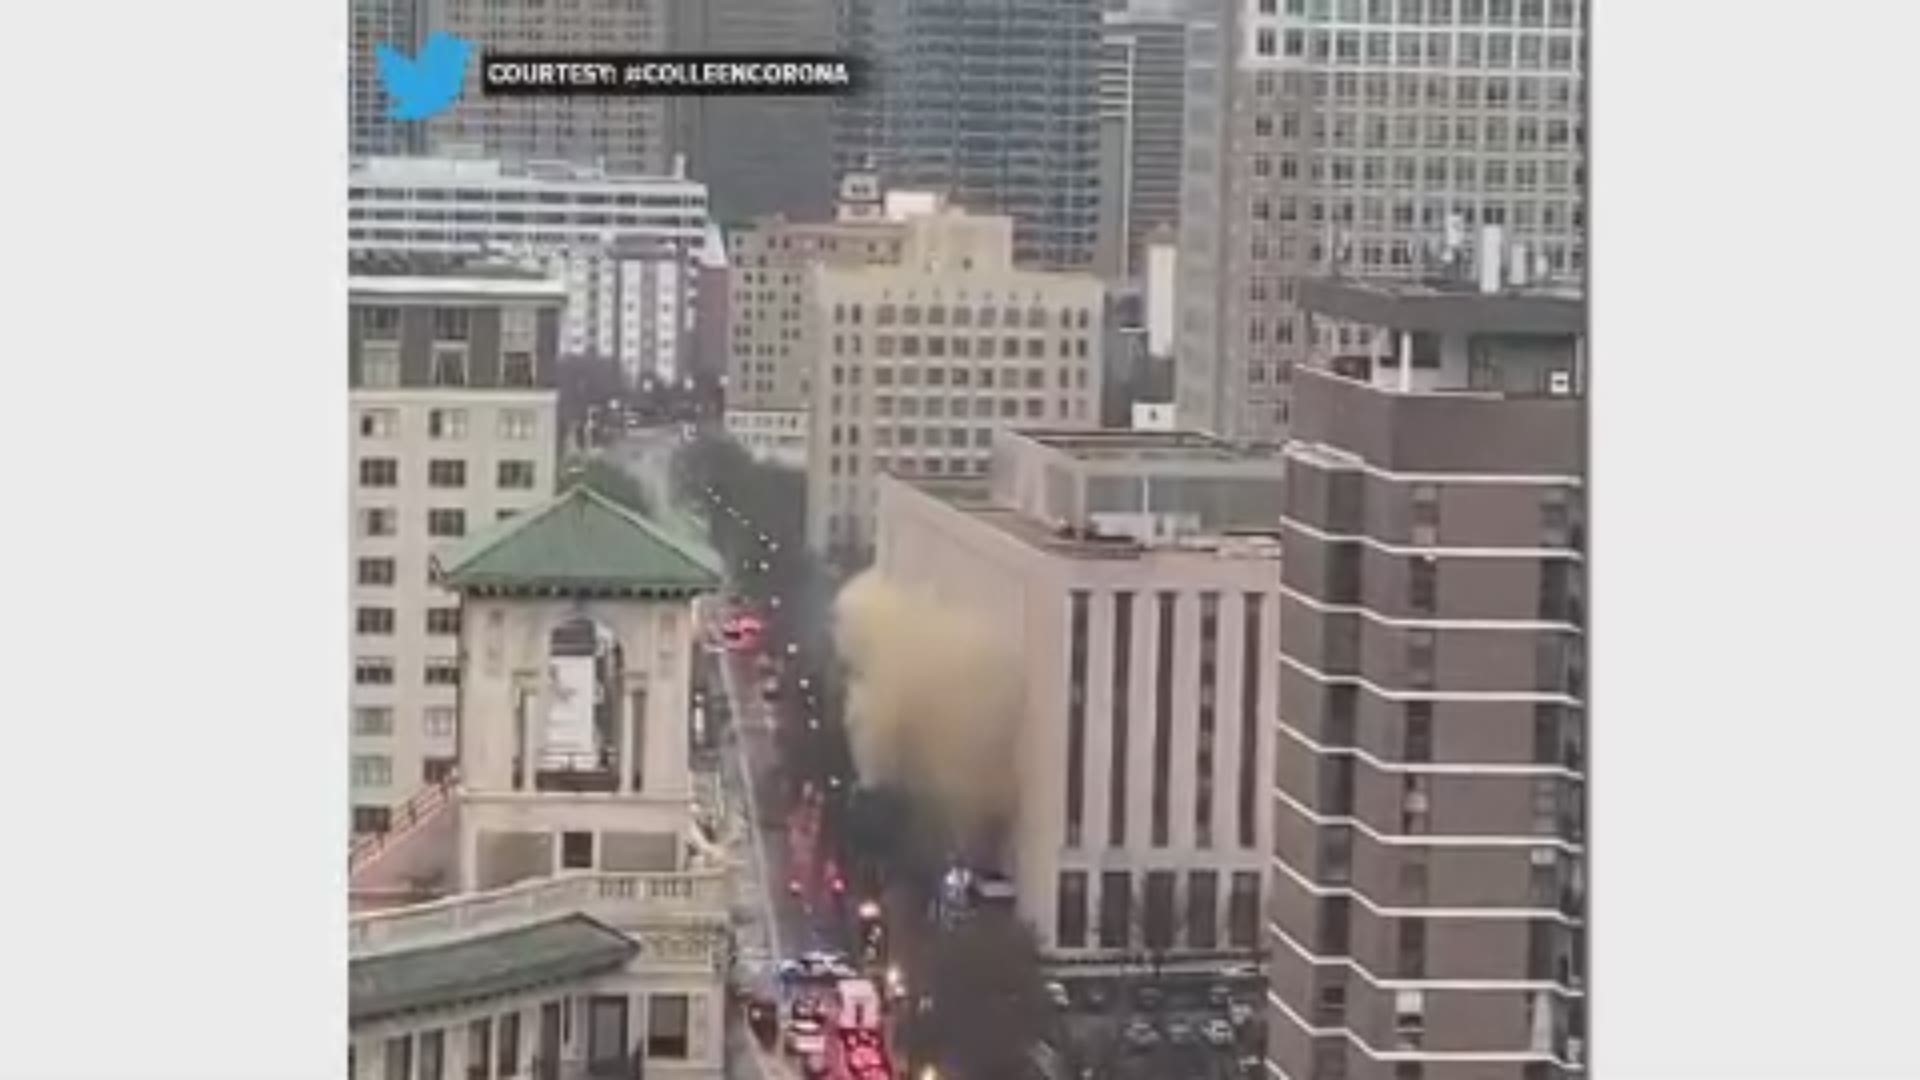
[348,869,730,957]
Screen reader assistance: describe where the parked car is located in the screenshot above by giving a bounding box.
[1165,1018,1197,1046]
[1228,1001,1256,1027]
[1208,983,1234,1007]
[1045,981,1072,1009]
[1133,985,1165,1011]
[1204,1018,1236,1047]
[1123,1019,1160,1051]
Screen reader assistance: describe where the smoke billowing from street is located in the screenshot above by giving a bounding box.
[833,571,1024,851]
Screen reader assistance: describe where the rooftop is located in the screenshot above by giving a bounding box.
[901,475,1282,563]
[346,274,569,302]
[1299,275,1585,336]
[1016,428,1285,466]
[349,913,636,1025]
[434,485,723,597]
[351,155,702,191]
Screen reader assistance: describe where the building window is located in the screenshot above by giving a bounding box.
[498,408,537,440]
[353,805,391,834]
[424,706,457,739]
[1143,871,1176,952]
[647,994,691,1059]
[426,608,461,636]
[1151,592,1176,847]
[351,754,392,789]
[1227,871,1260,947]
[562,830,595,870]
[364,306,401,340]
[356,606,395,635]
[359,408,398,438]
[427,459,467,488]
[357,557,396,586]
[1066,591,1089,848]
[1405,701,1433,761]
[1186,871,1218,949]
[1194,593,1219,849]
[360,503,397,538]
[424,658,460,686]
[432,307,470,341]
[428,408,468,440]
[361,348,400,388]
[423,757,456,784]
[1056,871,1088,948]
[1408,556,1438,614]
[1109,592,1133,847]
[354,657,393,685]
[354,706,393,736]
[382,1036,413,1080]
[428,509,467,537]
[1238,594,1262,849]
[498,459,537,489]
[1406,630,1436,687]
[1098,871,1131,949]
[503,351,536,387]
[586,996,629,1075]
[431,347,468,387]
[359,458,398,487]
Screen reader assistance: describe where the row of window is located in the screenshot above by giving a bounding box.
[1249,116,1583,160]
[358,406,542,441]
[834,363,1093,392]
[830,302,1095,330]
[1252,71,1578,113]
[1247,232,1583,271]
[352,704,457,740]
[354,606,462,636]
[1261,0,1580,29]
[354,656,459,688]
[358,505,520,539]
[831,334,1095,361]
[357,991,695,1080]
[359,346,538,390]
[349,753,456,792]
[1257,26,1582,70]
[356,457,539,490]
[1055,868,1263,952]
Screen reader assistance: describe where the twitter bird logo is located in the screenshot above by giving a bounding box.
[377,32,474,121]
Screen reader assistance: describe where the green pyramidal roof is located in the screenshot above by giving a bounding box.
[434,484,722,596]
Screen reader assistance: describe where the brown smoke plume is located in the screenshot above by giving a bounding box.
[833,570,1024,851]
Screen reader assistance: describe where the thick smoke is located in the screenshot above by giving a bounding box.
[833,570,1024,852]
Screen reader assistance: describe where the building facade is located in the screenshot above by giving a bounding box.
[833,0,1104,270]
[801,205,1107,563]
[1265,277,1587,1080]
[1096,0,1191,282]
[349,155,711,381]
[721,181,910,411]
[668,0,838,222]
[421,0,675,176]
[348,484,732,1080]
[348,267,564,828]
[873,430,1288,968]
[349,0,426,158]
[1176,0,1587,444]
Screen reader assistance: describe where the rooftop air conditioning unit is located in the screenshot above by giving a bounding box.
[1547,370,1573,396]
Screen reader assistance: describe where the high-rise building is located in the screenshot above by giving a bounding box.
[350,0,426,158]
[834,0,1104,270]
[1176,0,1587,444]
[1266,274,1587,1080]
[800,201,1106,564]
[873,429,1287,973]
[668,0,838,222]
[719,175,911,469]
[348,260,564,826]
[1095,0,1191,281]
[348,155,710,380]
[422,0,675,176]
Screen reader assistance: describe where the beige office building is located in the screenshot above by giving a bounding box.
[348,265,564,830]
[873,429,1287,966]
[804,206,1107,563]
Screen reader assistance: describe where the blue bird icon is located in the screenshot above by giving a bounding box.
[376,32,474,122]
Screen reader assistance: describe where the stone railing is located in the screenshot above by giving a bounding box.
[349,869,729,956]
